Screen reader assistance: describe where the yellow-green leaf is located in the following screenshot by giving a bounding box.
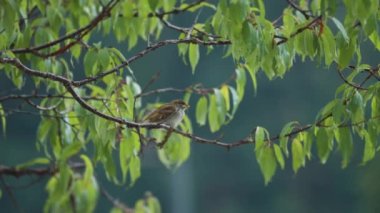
[273,144,285,169]
[0,103,5,135]
[256,145,277,185]
[220,84,230,111]
[335,127,353,168]
[316,128,333,164]
[279,121,298,157]
[196,96,208,126]
[292,138,305,173]
[208,94,220,132]
[188,44,199,73]
[16,157,50,169]
[81,155,94,181]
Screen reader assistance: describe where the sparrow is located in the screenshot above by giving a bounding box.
[143,99,190,128]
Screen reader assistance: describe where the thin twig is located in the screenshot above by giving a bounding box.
[73,38,231,86]
[0,176,23,213]
[100,187,134,213]
[154,0,207,18]
[276,15,322,45]
[2,57,380,149]
[337,69,368,90]
[286,0,312,19]
[0,163,85,177]
[2,0,120,58]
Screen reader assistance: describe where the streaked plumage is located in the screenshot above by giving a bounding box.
[143,100,189,127]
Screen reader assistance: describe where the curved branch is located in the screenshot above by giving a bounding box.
[286,0,312,19]
[3,0,119,57]
[3,0,207,58]
[0,93,126,103]
[74,38,231,86]
[349,65,380,81]
[0,163,85,177]
[276,15,323,45]
[337,69,368,90]
[101,187,134,213]
[2,57,380,150]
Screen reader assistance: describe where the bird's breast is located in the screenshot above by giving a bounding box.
[165,109,184,127]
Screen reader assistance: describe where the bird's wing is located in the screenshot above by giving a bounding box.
[144,104,176,123]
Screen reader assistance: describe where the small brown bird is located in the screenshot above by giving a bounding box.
[143,99,190,128]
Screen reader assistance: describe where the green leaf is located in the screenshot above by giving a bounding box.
[110,208,123,213]
[148,0,159,11]
[81,155,94,181]
[134,192,161,213]
[120,130,141,184]
[2,1,16,36]
[177,34,188,59]
[84,48,98,76]
[335,127,353,168]
[5,65,24,89]
[337,32,356,69]
[228,86,240,119]
[213,88,227,125]
[316,128,333,164]
[130,156,141,184]
[255,126,265,150]
[196,96,208,126]
[292,138,305,173]
[16,157,50,169]
[279,121,298,157]
[37,119,51,143]
[0,103,5,135]
[362,124,377,164]
[235,67,247,101]
[98,48,110,69]
[135,200,145,213]
[220,84,230,111]
[303,131,313,160]
[124,84,135,118]
[112,145,126,183]
[256,145,277,185]
[273,144,285,169]
[244,65,258,94]
[103,150,118,183]
[109,47,127,62]
[208,94,220,132]
[147,194,161,213]
[61,142,82,161]
[349,90,365,123]
[157,132,191,169]
[331,17,349,43]
[321,25,336,66]
[188,44,199,73]
[371,95,380,117]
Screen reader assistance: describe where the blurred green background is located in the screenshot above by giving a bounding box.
[1,1,380,212]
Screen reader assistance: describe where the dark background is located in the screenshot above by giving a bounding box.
[1,1,380,212]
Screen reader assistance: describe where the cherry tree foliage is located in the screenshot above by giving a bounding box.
[0,0,379,212]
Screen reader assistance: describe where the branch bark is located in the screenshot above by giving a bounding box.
[0,163,85,177]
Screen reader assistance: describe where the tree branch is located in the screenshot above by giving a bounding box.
[153,0,207,18]
[0,93,124,103]
[337,69,368,90]
[100,187,134,213]
[276,15,323,45]
[2,55,380,150]
[3,0,119,57]
[73,38,230,86]
[286,0,312,19]
[0,163,85,177]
